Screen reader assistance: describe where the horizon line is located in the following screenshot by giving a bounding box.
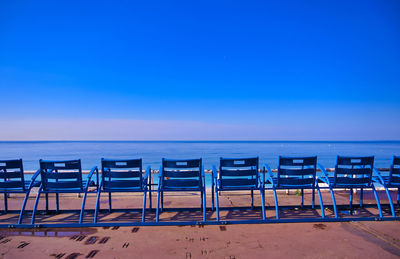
[1,140,400,143]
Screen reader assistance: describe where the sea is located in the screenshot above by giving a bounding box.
[0,141,399,170]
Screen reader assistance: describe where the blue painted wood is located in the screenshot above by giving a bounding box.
[318,156,383,219]
[94,158,149,223]
[389,156,400,185]
[266,156,324,219]
[276,156,317,188]
[30,159,98,224]
[334,156,373,188]
[156,158,206,222]
[213,157,265,221]
[0,159,25,191]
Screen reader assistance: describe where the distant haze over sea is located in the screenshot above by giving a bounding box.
[0,141,399,170]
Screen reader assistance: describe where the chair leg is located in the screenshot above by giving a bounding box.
[316,185,325,218]
[260,188,266,220]
[108,192,112,212]
[312,187,315,209]
[200,190,203,208]
[202,190,206,221]
[45,193,49,213]
[3,193,8,213]
[349,188,353,213]
[215,189,220,221]
[142,190,147,222]
[94,190,102,223]
[18,190,32,224]
[31,190,42,224]
[272,188,279,219]
[383,186,396,217]
[156,190,161,222]
[372,185,383,218]
[360,188,363,208]
[251,189,254,209]
[79,190,90,224]
[301,189,304,208]
[56,193,60,213]
[161,191,164,211]
[149,178,152,209]
[329,188,338,218]
[397,188,399,206]
[211,180,215,211]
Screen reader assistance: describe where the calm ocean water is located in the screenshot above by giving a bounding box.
[0,141,399,170]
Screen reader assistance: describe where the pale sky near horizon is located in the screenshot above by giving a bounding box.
[1,1,400,140]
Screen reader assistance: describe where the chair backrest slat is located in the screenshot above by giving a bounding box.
[101,158,143,190]
[0,159,25,191]
[40,159,83,190]
[389,156,400,185]
[277,156,317,188]
[219,157,259,188]
[161,158,202,188]
[334,156,374,187]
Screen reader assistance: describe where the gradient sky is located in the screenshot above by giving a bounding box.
[1,0,399,140]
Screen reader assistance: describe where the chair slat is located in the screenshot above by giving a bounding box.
[393,156,400,165]
[103,171,142,178]
[0,172,23,179]
[0,181,23,188]
[45,181,82,189]
[220,178,257,187]
[278,168,315,176]
[0,159,23,170]
[44,172,81,179]
[103,180,141,188]
[102,159,142,168]
[163,159,201,169]
[220,158,258,167]
[164,179,200,188]
[164,170,200,178]
[279,156,317,166]
[337,156,374,166]
[335,177,370,185]
[278,177,314,186]
[40,160,81,170]
[389,176,400,184]
[336,168,372,175]
[220,169,257,177]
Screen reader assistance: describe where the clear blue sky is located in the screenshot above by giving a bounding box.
[1,0,399,140]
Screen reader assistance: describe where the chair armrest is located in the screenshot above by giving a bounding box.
[373,167,385,184]
[212,165,218,180]
[263,164,274,183]
[86,166,99,188]
[27,169,41,189]
[144,166,151,187]
[317,163,330,185]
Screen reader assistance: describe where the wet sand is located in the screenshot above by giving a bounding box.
[0,190,399,258]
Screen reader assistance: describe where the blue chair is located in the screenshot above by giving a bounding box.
[373,156,400,217]
[264,156,324,219]
[29,160,98,224]
[94,158,151,223]
[156,158,206,222]
[0,159,40,223]
[212,157,265,221]
[318,156,382,218]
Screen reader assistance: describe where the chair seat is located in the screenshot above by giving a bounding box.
[217,185,260,190]
[42,180,96,192]
[102,186,145,192]
[319,176,372,188]
[161,186,203,192]
[378,176,400,187]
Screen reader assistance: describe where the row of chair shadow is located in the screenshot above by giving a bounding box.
[0,156,399,225]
